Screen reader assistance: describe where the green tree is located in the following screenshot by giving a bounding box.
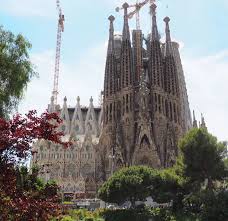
[0,26,36,118]
[98,166,183,209]
[98,166,158,207]
[179,128,227,190]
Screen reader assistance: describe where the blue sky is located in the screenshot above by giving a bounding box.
[0,0,227,141]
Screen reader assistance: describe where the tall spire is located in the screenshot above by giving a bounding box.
[164,16,173,56]
[151,3,159,41]
[107,15,115,55]
[104,15,117,98]
[201,113,207,130]
[193,110,198,128]
[122,3,130,41]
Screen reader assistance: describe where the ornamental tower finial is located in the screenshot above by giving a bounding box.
[151,3,159,41]
[107,15,115,55]
[122,2,130,41]
[164,16,172,55]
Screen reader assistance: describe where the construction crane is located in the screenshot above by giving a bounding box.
[52,0,65,105]
[116,0,156,30]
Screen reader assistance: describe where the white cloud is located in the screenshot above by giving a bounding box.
[183,50,228,141]
[0,0,55,18]
[18,43,106,115]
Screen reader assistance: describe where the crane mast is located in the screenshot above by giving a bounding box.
[52,0,65,106]
[116,0,156,30]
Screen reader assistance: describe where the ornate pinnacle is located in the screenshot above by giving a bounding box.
[90,96,93,104]
[77,96,80,104]
[107,15,115,54]
[64,96,67,102]
[164,16,170,24]
[151,3,159,41]
[108,15,115,22]
[151,3,157,16]
[164,16,172,55]
[122,2,129,11]
[122,2,130,41]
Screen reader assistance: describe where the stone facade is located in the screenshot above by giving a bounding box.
[97,3,192,181]
[32,2,193,196]
[32,96,102,198]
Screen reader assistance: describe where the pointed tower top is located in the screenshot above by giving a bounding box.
[108,15,115,22]
[122,2,129,9]
[193,110,198,128]
[90,96,93,104]
[122,2,130,41]
[77,96,80,104]
[151,3,159,41]
[107,15,115,54]
[48,96,55,113]
[201,113,207,130]
[64,96,67,102]
[164,16,172,55]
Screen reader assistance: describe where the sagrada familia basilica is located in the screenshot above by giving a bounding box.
[31,2,206,199]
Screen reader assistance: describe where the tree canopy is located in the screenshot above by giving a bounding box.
[0,111,70,220]
[179,128,227,190]
[0,26,36,118]
[98,166,182,207]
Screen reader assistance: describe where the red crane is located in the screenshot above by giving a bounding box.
[52,0,65,105]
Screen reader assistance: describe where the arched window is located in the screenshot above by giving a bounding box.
[75,125,79,132]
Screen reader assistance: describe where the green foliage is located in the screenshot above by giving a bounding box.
[101,209,152,221]
[59,209,104,221]
[99,165,183,209]
[200,190,228,221]
[99,166,157,205]
[179,128,227,190]
[0,26,36,118]
[60,216,74,221]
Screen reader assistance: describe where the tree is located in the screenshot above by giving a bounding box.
[0,26,36,118]
[0,110,70,220]
[179,128,227,190]
[98,165,183,209]
[98,166,158,207]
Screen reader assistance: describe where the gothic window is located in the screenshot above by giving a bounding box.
[89,114,92,120]
[158,94,161,113]
[174,104,177,123]
[114,102,116,121]
[165,100,169,117]
[75,125,79,132]
[169,102,173,121]
[62,125,66,132]
[87,123,92,131]
[40,146,43,151]
[110,103,112,121]
[130,93,133,111]
[106,106,109,123]
[126,94,129,113]
[123,97,125,115]
[155,93,158,112]
[76,114,79,120]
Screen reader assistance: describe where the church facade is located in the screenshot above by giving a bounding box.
[96,3,192,181]
[32,2,193,198]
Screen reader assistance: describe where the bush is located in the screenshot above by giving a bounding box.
[60,215,74,221]
[83,218,94,221]
[100,208,178,221]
